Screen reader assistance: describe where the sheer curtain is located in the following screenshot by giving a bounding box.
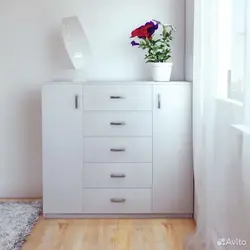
[186,0,250,249]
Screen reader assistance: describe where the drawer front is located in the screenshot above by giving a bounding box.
[83,85,152,111]
[83,163,152,188]
[83,111,152,137]
[83,189,152,213]
[83,138,152,163]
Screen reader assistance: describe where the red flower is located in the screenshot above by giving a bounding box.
[131,22,154,39]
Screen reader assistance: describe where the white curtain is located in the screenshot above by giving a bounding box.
[186,0,250,249]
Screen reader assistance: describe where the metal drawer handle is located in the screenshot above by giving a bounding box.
[75,95,79,109]
[110,96,125,99]
[110,122,126,126]
[110,198,126,203]
[110,148,126,152]
[158,94,161,109]
[110,173,126,178]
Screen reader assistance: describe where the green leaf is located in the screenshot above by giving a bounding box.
[146,59,157,63]
[163,26,167,39]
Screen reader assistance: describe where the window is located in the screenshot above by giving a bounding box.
[229,0,246,101]
[217,0,247,102]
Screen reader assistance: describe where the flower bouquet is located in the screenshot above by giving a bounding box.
[130,20,176,81]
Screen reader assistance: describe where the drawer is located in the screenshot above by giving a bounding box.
[83,111,152,137]
[83,85,152,111]
[83,163,152,188]
[83,189,152,213]
[83,138,152,163]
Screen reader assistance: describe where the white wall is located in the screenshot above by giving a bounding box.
[185,0,194,219]
[185,0,194,81]
[0,0,186,197]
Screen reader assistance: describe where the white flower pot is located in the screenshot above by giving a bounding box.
[151,62,173,82]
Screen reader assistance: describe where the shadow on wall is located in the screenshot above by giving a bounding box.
[48,27,73,70]
[2,86,43,197]
[20,87,43,197]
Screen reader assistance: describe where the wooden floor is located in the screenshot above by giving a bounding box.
[22,217,195,250]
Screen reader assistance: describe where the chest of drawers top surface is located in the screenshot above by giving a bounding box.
[43,81,190,85]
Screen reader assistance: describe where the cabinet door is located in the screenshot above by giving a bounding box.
[42,85,83,214]
[153,85,193,214]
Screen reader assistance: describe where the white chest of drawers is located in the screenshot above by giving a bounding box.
[42,81,193,218]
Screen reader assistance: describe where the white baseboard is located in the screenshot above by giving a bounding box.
[44,213,193,219]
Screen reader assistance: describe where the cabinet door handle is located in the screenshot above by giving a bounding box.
[157,94,161,109]
[110,173,126,178]
[110,148,126,152]
[75,95,79,109]
[110,96,125,99]
[110,198,126,203]
[110,122,126,126]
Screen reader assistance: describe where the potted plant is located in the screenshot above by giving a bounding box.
[130,20,176,82]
